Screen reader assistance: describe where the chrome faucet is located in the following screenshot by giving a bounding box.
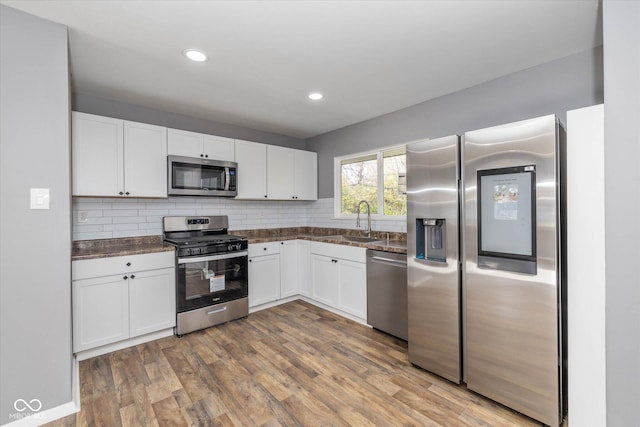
[356,200,371,237]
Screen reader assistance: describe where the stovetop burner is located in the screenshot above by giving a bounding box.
[163,216,248,257]
[164,234,246,247]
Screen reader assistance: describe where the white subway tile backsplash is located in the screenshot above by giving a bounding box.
[71,197,406,240]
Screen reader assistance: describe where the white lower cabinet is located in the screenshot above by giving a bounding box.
[72,251,175,353]
[280,240,300,298]
[310,242,367,321]
[297,240,312,297]
[73,274,130,351]
[311,254,339,307]
[248,240,366,322]
[336,259,367,319]
[129,268,176,337]
[248,242,281,307]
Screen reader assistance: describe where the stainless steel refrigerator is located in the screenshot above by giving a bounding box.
[407,115,566,427]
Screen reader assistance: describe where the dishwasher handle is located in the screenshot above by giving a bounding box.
[369,255,407,267]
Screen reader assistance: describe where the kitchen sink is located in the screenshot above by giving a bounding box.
[343,235,385,243]
[320,235,386,244]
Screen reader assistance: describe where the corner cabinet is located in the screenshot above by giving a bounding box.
[310,242,367,321]
[267,147,317,200]
[236,140,317,201]
[72,251,175,354]
[72,112,167,198]
[167,128,235,161]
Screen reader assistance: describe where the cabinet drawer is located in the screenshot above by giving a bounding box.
[248,241,281,257]
[310,242,366,263]
[73,251,175,280]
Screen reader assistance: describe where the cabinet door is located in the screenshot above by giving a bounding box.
[235,140,267,199]
[129,267,176,337]
[294,150,318,200]
[167,128,204,158]
[267,146,295,199]
[204,135,235,162]
[72,112,123,196]
[297,240,312,297]
[73,274,129,352]
[280,240,299,298]
[249,254,281,307]
[124,121,168,197]
[311,254,339,307]
[337,259,367,320]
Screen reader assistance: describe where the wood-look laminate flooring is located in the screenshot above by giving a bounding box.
[46,300,543,427]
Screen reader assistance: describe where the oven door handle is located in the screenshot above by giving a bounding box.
[178,250,248,264]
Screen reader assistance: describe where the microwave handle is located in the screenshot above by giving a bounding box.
[224,167,230,191]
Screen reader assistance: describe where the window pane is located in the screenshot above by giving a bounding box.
[383,151,407,215]
[341,157,378,214]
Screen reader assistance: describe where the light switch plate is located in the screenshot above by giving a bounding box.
[30,188,50,209]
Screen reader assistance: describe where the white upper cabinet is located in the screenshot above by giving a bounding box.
[294,149,318,200]
[167,128,235,161]
[72,112,167,198]
[124,121,168,198]
[235,139,267,199]
[267,146,295,199]
[266,146,317,200]
[72,113,124,197]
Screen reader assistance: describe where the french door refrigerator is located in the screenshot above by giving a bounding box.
[407,115,566,427]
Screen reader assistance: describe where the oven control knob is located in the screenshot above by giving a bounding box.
[184,248,191,256]
[193,248,201,255]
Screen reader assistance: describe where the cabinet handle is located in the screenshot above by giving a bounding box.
[130,274,135,279]
[125,191,130,196]
[200,154,204,157]
[123,275,128,280]
[119,191,124,195]
[281,242,284,245]
[264,195,267,198]
[126,262,131,267]
[205,154,209,158]
[249,259,252,263]
[263,247,267,251]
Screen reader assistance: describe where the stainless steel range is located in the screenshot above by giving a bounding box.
[163,216,248,335]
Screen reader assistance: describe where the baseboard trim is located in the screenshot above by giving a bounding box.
[75,328,174,361]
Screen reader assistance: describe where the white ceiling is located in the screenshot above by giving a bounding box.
[1,0,601,139]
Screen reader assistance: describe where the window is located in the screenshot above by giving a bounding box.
[335,145,406,218]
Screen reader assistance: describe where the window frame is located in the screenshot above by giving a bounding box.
[334,143,407,220]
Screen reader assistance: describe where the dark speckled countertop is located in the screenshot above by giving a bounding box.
[72,236,175,261]
[234,227,407,254]
[72,227,407,260]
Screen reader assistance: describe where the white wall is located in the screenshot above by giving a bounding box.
[603,1,640,426]
[72,197,405,240]
[0,5,72,425]
[567,104,606,426]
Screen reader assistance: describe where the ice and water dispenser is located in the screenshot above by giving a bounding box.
[416,218,446,262]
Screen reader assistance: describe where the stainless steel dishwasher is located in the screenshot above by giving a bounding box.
[366,249,408,340]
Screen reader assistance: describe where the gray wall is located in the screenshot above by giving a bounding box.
[73,93,306,149]
[0,5,72,424]
[603,1,640,425]
[307,47,604,198]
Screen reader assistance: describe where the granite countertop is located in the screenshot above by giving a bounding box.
[235,227,407,254]
[72,227,407,260]
[72,236,175,261]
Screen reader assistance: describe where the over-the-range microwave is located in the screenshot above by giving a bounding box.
[168,155,237,197]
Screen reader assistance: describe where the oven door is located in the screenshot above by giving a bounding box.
[168,155,237,197]
[176,251,248,312]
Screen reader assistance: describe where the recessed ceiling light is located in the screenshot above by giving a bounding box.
[308,92,324,101]
[183,49,208,62]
